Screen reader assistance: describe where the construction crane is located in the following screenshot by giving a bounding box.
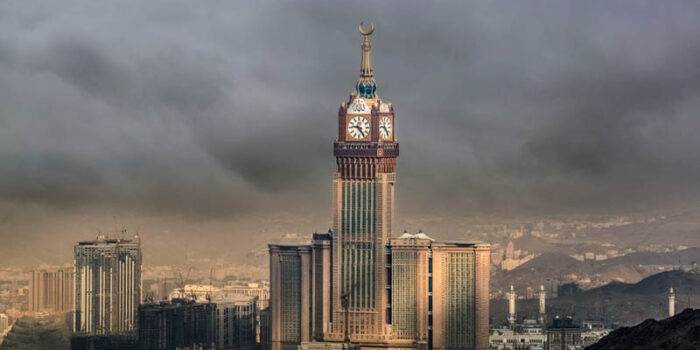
[174,267,194,300]
[205,267,221,303]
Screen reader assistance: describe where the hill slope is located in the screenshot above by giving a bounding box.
[586,308,700,350]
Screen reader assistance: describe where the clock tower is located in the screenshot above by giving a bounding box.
[329,22,399,344]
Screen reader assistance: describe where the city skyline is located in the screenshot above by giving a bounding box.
[1,2,700,348]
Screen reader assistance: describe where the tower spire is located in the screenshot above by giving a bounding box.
[356,22,377,98]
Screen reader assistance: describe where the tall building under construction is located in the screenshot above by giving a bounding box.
[73,236,142,335]
[268,25,490,350]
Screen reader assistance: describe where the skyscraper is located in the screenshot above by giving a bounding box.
[329,22,398,345]
[73,236,142,335]
[28,266,74,313]
[213,294,259,350]
[268,245,312,350]
[430,242,490,350]
[138,298,217,350]
[268,24,490,350]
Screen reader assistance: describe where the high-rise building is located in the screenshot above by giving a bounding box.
[268,245,312,350]
[138,298,217,350]
[28,266,74,313]
[546,317,581,350]
[311,232,332,341]
[213,295,258,350]
[430,242,490,350]
[268,25,490,350]
[328,21,399,347]
[221,281,270,344]
[73,236,142,335]
[388,233,432,348]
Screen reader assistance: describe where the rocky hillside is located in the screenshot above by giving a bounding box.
[586,308,700,350]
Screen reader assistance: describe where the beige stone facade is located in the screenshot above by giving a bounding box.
[268,245,313,350]
[28,266,74,313]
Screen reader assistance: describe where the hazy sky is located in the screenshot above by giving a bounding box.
[2,1,700,265]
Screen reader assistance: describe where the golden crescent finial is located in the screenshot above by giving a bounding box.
[359,22,375,36]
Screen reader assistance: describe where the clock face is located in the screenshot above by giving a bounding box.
[379,116,392,139]
[348,116,370,139]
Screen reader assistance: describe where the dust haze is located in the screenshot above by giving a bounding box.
[2,1,700,265]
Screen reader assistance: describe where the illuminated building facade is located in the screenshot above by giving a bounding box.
[268,25,490,350]
[268,245,312,350]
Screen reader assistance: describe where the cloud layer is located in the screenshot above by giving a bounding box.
[2,1,700,264]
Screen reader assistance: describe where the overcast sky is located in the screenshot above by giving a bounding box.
[2,1,700,265]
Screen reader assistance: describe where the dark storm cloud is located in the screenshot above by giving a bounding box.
[2,0,700,226]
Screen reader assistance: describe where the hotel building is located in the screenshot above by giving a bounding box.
[268,25,490,350]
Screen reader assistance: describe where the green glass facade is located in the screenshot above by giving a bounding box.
[340,181,377,309]
[444,252,476,350]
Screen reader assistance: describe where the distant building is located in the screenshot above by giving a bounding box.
[28,266,74,313]
[70,334,138,350]
[500,255,534,271]
[221,282,270,310]
[170,285,220,303]
[260,308,270,350]
[138,298,217,350]
[546,317,581,350]
[525,287,535,299]
[581,329,611,348]
[0,313,8,333]
[221,282,270,343]
[73,236,142,335]
[489,323,546,350]
[213,295,258,350]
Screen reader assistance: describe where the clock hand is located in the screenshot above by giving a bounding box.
[352,125,366,137]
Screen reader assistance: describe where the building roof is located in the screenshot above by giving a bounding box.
[398,232,435,241]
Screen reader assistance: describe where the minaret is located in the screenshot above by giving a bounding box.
[668,287,675,317]
[539,284,546,324]
[508,285,516,325]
